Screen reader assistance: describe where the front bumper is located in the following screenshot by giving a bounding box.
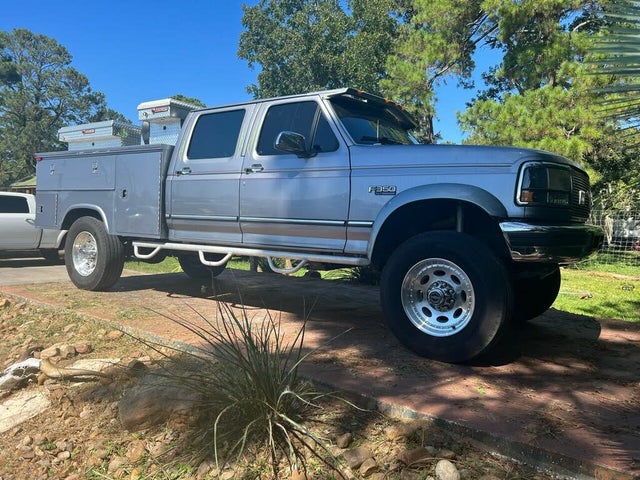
[499,222,604,264]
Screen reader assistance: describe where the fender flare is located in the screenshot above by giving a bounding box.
[62,204,112,233]
[367,183,508,259]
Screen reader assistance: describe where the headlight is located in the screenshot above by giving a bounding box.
[517,163,572,207]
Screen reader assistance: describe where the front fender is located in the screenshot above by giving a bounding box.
[367,183,508,258]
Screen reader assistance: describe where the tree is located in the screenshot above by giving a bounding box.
[382,0,494,142]
[0,29,108,186]
[238,0,398,98]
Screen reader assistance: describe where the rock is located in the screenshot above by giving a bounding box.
[0,298,10,308]
[107,330,124,340]
[386,422,416,441]
[39,345,60,360]
[399,447,433,467]
[435,459,460,480]
[59,345,76,359]
[118,374,202,431]
[437,449,456,460]
[359,458,380,477]
[336,432,353,448]
[126,440,147,462]
[56,451,71,461]
[74,343,92,354]
[63,324,76,334]
[341,446,373,469]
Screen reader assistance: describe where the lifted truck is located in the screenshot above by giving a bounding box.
[35,88,603,363]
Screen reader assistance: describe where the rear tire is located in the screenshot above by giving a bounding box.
[178,253,227,280]
[380,231,514,363]
[65,217,124,291]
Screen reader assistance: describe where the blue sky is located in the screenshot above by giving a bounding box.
[2,0,482,143]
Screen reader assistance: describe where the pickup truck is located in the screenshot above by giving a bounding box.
[34,88,603,362]
[0,191,65,261]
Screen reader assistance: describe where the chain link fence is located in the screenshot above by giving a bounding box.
[585,210,640,268]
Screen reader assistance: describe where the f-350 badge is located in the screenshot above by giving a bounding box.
[368,185,397,196]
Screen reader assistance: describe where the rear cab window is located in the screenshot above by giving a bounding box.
[0,195,29,214]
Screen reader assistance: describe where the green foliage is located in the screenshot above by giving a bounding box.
[0,29,113,187]
[459,84,602,162]
[171,94,206,108]
[238,0,397,98]
[150,303,343,479]
[382,0,489,142]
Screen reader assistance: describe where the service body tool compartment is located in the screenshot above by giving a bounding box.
[36,144,174,239]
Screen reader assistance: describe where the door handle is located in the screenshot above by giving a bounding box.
[245,163,264,174]
[176,167,192,176]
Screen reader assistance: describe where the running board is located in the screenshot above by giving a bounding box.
[132,241,369,268]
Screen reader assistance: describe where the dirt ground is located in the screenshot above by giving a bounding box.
[1,267,639,479]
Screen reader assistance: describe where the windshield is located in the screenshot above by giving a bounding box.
[329,94,417,145]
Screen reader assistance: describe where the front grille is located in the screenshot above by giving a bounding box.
[570,168,591,222]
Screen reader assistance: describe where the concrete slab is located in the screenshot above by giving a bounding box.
[0,389,50,434]
[0,256,67,286]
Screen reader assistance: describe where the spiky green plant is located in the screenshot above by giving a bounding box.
[142,301,345,479]
[592,0,640,134]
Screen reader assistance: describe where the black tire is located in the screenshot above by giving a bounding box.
[514,266,561,322]
[178,253,227,280]
[380,231,514,363]
[64,217,124,291]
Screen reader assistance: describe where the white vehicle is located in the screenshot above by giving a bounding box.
[0,191,65,261]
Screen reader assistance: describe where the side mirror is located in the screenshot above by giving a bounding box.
[274,131,315,158]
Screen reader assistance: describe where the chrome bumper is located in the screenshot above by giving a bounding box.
[499,222,604,264]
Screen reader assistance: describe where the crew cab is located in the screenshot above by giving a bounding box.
[34,88,603,362]
[0,191,65,261]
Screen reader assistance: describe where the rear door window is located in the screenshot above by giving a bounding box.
[187,109,246,159]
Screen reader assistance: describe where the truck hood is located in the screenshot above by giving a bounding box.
[348,143,580,170]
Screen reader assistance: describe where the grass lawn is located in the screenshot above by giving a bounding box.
[125,257,639,323]
[555,267,639,322]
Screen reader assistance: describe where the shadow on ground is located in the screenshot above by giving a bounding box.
[2,268,639,478]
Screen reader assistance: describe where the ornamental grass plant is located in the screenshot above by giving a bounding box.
[143,300,344,479]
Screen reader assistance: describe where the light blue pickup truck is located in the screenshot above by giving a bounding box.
[35,88,603,362]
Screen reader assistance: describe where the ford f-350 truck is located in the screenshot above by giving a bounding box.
[35,88,603,362]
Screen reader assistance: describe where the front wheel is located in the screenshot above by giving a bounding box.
[380,231,514,363]
[65,217,124,291]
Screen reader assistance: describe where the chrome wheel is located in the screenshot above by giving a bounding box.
[401,258,475,337]
[71,231,98,277]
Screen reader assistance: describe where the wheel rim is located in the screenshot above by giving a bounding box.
[72,231,98,277]
[401,258,475,337]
